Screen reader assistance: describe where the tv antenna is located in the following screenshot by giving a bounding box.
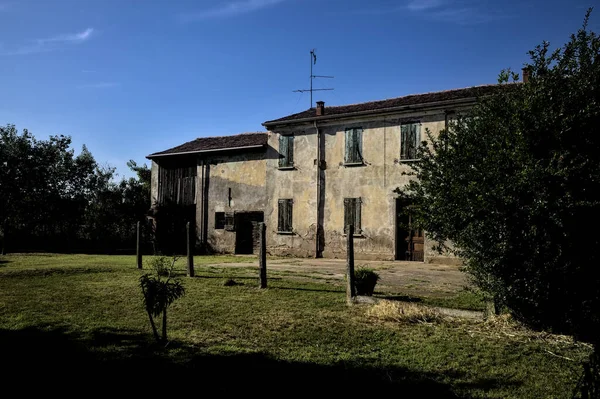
[293,49,334,108]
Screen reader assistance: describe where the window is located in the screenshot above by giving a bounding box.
[344,128,363,164]
[400,123,421,160]
[224,212,235,231]
[344,198,362,234]
[279,135,294,168]
[277,199,293,233]
[215,212,225,229]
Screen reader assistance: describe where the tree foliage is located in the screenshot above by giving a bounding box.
[398,10,600,344]
[0,124,151,253]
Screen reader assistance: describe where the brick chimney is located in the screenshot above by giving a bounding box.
[522,67,531,83]
[316,101,325,116]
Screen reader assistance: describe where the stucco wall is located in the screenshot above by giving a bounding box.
[266,108,460,262]
[201,151,267,253]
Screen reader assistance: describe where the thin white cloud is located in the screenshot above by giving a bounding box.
[77,82,119,89]
[179,0,286,21]
[404,0,507,25]
[0,28,95,56]
[37,28,94,44]
[406,0,445,11]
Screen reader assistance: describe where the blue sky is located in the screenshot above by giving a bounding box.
[0,0,595,178]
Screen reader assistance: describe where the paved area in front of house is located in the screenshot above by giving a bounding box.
[209,257,468,299]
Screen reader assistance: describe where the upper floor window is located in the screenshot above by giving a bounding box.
[345,128,363,164]
[400,123,421,160]
[278,199,293,233]
[279,135,294,168]
[344,197,362,234]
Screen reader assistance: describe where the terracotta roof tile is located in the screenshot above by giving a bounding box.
[148,132,267,158]
[264,84,514,125]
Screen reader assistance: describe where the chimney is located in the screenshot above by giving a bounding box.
[522,67,531,83]
[316,101,325,116]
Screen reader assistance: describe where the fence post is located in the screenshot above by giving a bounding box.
[259,222,267,288]
[187,222,194,277]
[346,224,356,305]
[136,221,142,269]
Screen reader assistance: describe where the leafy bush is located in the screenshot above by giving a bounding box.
[140,256,185,343]
[354,267,380,296]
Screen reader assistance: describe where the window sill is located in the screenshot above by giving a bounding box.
[398,159,420,163]
[277,231,295,235]
[277,166,296,170]
[343,162,366,167]
[342,234,365,238]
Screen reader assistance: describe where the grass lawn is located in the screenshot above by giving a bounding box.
[0,253,590,397]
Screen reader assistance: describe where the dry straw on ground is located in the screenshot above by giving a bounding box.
[367,300,591,357]
[367,300,444,324]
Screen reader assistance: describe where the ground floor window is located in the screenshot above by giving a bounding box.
[278,199,293,233]
[344,198,362,234]
[215,212,225,229]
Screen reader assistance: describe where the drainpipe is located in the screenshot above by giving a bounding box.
[315,120,323,258]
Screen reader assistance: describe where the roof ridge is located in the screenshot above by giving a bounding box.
[190,131,267,141]
[321,84,502,109]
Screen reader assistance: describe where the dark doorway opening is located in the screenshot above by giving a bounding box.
[395,199,424,261]
[154,204,196,255]
[235,212,264,255]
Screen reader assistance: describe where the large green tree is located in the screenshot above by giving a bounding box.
[399,10,600,348]
[0,124,151,254]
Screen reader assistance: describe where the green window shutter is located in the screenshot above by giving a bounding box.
[287,136,294,166]
[355,197,362,233]
[408,123,417,159]
[355,129,363,162]
[279,135,288,167]
[414,124,421,159]
[278,199,285,231]
[286,200,293,232]
[401,124,409,159]
[345,128,363,163]
[344,198,358,233]
[345,130,352,163]
[344,198,350,233]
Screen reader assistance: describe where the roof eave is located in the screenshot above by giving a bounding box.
[146,144,266,160]
[262,96,481,129]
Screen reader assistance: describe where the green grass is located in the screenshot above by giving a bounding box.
[0,254,590,397]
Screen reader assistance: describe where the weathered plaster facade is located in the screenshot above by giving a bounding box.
[201,151,267,254]
[265,109,457,263]
[148,85,505,262]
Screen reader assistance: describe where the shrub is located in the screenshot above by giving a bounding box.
[354,267,380,296]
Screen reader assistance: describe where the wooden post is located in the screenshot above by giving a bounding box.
[258,222,267,288]
[136,221,142,269]
[346,224,356,305]
[186,222,194,277]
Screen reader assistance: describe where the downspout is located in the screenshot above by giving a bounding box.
[315,120,323,258]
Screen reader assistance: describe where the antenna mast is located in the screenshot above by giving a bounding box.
[293,49,334,108]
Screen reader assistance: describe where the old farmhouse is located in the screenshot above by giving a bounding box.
[147,84,507,263]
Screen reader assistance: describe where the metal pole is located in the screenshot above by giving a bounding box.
[346,224,356,304]
[310,49,313,108]
[136,221,142,269]
[258,222,267,288]
[186,222,194,277]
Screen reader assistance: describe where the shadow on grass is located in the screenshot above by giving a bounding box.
[0,267,118,278]
[271,286,344,294]
[379,294,423,303]
[0,326,518,396]
[190,274,283,281]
